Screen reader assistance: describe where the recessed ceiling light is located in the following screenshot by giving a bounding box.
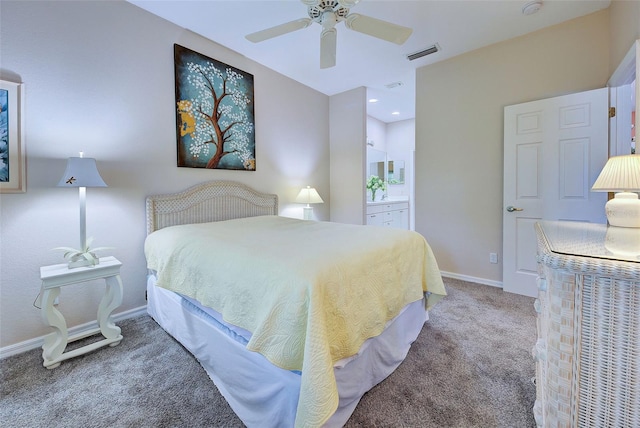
[391,112,400,116]
[368,98,378,103]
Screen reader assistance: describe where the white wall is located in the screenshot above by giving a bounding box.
[386,119,415,229]
[0,0,329,348]
[609,0,640,72]
[330,87,366,225]
[415,10,610,284]
[386,119,414,198]
[366,116,386,152]
[412,4,640,287]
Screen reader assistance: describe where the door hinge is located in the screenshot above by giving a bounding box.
[609,107,616,118]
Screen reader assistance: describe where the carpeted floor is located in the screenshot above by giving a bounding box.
[1,278,537,427]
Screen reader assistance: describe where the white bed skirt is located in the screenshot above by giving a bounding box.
[146,276,427,427]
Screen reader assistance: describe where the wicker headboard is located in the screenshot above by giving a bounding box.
[145,180,279,235]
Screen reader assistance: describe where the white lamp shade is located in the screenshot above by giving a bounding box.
[57,157,107,188]
[591,155,640,192]
[295,186,323,204]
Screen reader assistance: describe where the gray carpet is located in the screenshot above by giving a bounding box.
[1,278,537,427]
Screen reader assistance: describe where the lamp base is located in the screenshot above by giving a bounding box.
[605,192,640,228]
[302,206,313,220]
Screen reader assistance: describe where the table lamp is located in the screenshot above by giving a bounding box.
[56,152,108,268]
[295,186,323,220]
[591,154,640,228]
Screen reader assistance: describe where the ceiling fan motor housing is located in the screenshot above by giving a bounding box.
[301,0,360,5]
[308,0,350,24]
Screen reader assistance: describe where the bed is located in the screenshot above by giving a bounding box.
[144,180,446,427]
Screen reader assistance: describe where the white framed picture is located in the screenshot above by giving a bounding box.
[0,79,25,193]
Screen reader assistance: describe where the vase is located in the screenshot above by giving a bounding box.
[370,190,377,202]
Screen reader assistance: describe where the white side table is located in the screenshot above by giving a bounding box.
[38,256,123,369]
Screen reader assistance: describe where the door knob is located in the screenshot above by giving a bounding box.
[506,205,524,212]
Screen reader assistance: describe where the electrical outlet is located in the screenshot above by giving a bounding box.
[490,253,498,264]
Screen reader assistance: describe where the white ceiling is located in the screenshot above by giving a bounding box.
[128,0,611,123]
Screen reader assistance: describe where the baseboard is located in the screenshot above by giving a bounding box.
[440,271,503,289]
[0,305,148,360]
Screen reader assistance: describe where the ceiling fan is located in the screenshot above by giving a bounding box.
[245,0,413,69]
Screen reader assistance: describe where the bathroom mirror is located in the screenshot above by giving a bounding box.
[369,161,385,178]
[367,147,386,179]
[387,160,405,185]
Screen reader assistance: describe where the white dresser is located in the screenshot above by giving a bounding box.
[366,200,409,229]
[534,221,640,427]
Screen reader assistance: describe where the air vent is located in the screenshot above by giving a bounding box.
[407,44,440,61]
[385,81,403,89]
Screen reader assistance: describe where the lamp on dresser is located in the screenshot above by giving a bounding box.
[591,154,640,227]
[295,186,323,220]
[55,152,109,268]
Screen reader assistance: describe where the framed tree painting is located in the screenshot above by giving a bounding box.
[174,44,256,170]
[0,80,26,193]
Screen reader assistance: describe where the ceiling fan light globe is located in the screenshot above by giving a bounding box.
[321,10,338,29]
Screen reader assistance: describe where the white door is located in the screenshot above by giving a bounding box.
[503,88,609,296]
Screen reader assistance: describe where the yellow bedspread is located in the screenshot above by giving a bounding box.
[144,215,445,427]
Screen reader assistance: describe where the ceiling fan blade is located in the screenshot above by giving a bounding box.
[320,28,337,69]
[246,18,312,43]
[345,13,412,45]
